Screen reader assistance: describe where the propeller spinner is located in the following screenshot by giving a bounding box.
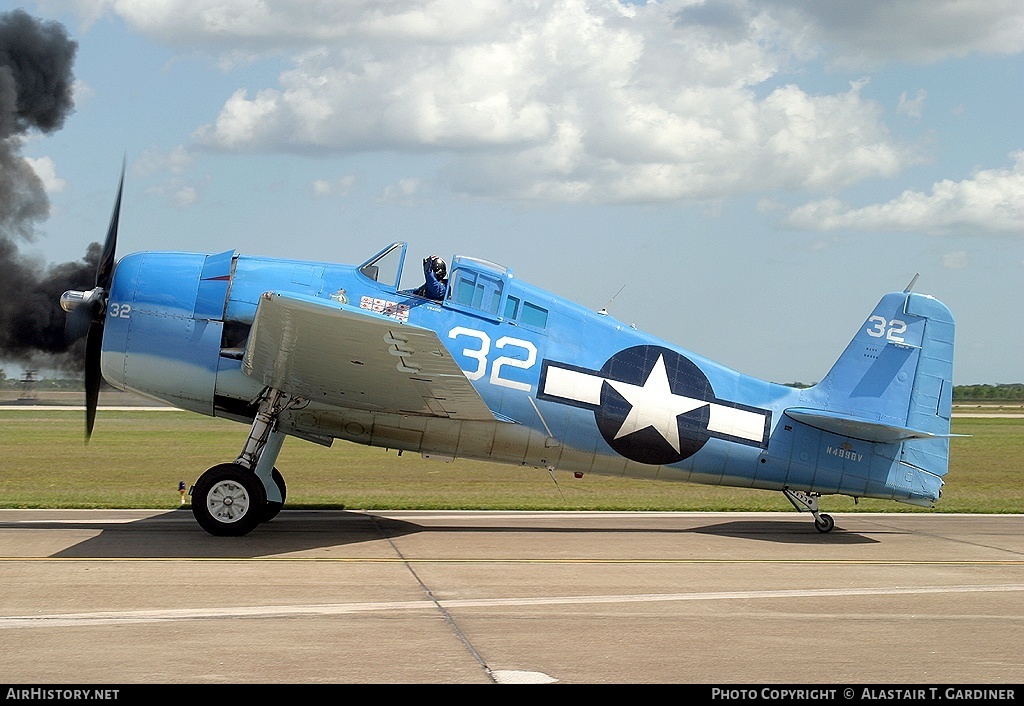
[60,164,125,440]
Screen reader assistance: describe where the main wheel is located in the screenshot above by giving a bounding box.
[191,463,266,536]
[261,467,287,523]
[814,513,836,533]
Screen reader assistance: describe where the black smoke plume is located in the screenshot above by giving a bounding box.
[0,9,94,374]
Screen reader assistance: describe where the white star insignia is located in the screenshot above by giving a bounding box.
[606,354,708,453]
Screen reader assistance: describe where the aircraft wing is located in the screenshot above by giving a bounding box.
[242,291,497,420]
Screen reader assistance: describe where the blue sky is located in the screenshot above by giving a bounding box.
[14,0,1024,385]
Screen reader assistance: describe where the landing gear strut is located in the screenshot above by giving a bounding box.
[783,488,836,533]
[190,387,294,536]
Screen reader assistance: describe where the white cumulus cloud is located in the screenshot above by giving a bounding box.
[70,0,1024,207]
[897,89,926,119]
[25,156,66,194]
[783,152,1024,235]
[177,2,915,203]
[380,177,426,204]
[311,175,356,198]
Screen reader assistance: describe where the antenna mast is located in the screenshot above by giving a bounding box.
[598,285,626,315]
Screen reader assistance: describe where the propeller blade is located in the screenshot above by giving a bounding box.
[96,160,125,292]
[84,320,103,441]
[77,161,125,441]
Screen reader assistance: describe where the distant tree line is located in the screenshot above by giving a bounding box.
[953,383,1024,401]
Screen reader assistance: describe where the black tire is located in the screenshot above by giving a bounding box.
[191,463,266,536]
[261,467,287,523]
[814,513,836,533]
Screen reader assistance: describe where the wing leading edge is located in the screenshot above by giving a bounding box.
[242,291,497,420]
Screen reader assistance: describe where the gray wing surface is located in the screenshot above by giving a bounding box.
[242,291,496,420]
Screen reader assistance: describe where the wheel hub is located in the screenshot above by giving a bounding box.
[207,480,249,523]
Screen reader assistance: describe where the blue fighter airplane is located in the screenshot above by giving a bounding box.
[61,171,956,536]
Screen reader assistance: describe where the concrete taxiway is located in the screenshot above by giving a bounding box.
[0,509,1021,684]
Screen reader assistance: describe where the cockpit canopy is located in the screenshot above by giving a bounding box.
[357,241,515,322]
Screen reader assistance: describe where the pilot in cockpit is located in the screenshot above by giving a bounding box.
[413,255,447,300]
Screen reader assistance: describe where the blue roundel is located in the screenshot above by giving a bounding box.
[593,345,715,465]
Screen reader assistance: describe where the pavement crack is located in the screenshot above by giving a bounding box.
[370,514,497,683]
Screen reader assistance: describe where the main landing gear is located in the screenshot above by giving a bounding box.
[190,388,293,536]
[782,488,836,533]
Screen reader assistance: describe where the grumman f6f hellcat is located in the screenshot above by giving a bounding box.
[61,171,957,536]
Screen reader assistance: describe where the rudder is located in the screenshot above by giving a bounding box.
[899,292,956,483]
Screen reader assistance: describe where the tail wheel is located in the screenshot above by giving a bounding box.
[261,468,287,523]
[191,463,266,536]
[814,513,836,533]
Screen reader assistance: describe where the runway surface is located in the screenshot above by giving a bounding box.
[0,509,1021,685]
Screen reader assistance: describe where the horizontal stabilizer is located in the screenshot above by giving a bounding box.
[783,407,960,444]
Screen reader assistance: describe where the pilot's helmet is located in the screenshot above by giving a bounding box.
[430,256,447,280]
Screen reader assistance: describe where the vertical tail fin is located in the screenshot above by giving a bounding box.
[809,290,955,433]
[795,288,956,489]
